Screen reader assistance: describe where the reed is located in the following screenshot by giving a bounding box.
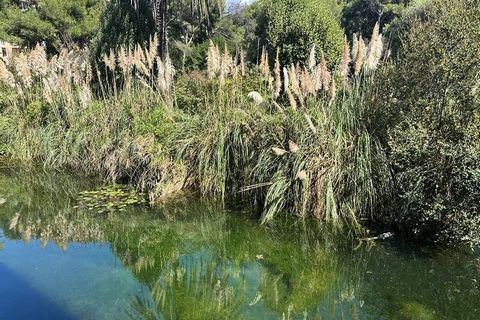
[340,36,351,87]
[354,36,366,76]
[0,24,388,235]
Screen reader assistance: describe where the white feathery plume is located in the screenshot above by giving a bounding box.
[308,45,316,71]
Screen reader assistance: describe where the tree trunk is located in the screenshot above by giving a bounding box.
[155,0,168,59]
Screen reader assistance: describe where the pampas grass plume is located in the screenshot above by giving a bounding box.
[352,33,359,62]
[274,48,281,99]
[287,89,297,110]
[308,45,316,71]
[365,22,383,72]
[288,140,299,153]
[340,35,351,86]
[272,147,288,156]
[240,48,246,77]
[0,60,15,87]
[354,36,366,76]
[319,51,331,92]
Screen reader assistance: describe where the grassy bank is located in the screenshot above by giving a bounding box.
[0,28,390,235]
[1,2,478,246]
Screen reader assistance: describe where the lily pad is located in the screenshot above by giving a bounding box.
[76,185,146,214]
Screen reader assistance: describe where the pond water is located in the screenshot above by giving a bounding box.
[0,168,479,320]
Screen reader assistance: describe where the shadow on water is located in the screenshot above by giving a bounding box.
[0,262,75,320]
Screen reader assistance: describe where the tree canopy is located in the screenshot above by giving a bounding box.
[341,0,412,38]
[0,0,104,52]
[254,0,344,65]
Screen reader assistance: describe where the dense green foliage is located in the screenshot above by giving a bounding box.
[176,4,262,71]
[91,0,225,69]
[0,0,104,52]
[377,0,480,243]
[92,0,154,61]
[254,0,344,64]
[341,0,411,38]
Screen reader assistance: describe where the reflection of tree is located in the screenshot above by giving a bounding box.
[110,205,248,318]
[114,214,367,318]
[0,169,368,319]
[0,168,104,249]
[130,260,244,319]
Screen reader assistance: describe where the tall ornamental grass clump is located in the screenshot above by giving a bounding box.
[376,0,480,244]
[0,37,185,202]
[164,28,390,232]
[0,25,390,235]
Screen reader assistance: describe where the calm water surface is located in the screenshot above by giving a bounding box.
[0,168,478,319]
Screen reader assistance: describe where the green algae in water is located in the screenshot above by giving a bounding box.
[0,168,479,319]
[398,301,436,320]
[76,185,147,214]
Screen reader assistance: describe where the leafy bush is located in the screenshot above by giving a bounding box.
[341,0,410,38]
[0,0,104,53]
[133,104,177,138]
[254,0,344,65]
[377,0,480,244]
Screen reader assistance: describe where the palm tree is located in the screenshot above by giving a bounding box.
[130,0,167,58]
[154,0,167,59]
[131,0,222,59]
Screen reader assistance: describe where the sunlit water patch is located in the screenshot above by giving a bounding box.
[0,168,479,319]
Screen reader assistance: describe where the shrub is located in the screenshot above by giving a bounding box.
[254,0,344,65]
[0,0,104,53]
[377,0,480,244]
[341,0,410,38]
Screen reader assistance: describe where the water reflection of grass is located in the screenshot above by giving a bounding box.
[111,211,363,318]
[0,178,363,319]
[1,169,479,319]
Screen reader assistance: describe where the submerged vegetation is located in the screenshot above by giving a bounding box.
[0,0,478,246]
[0,169,479,319]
